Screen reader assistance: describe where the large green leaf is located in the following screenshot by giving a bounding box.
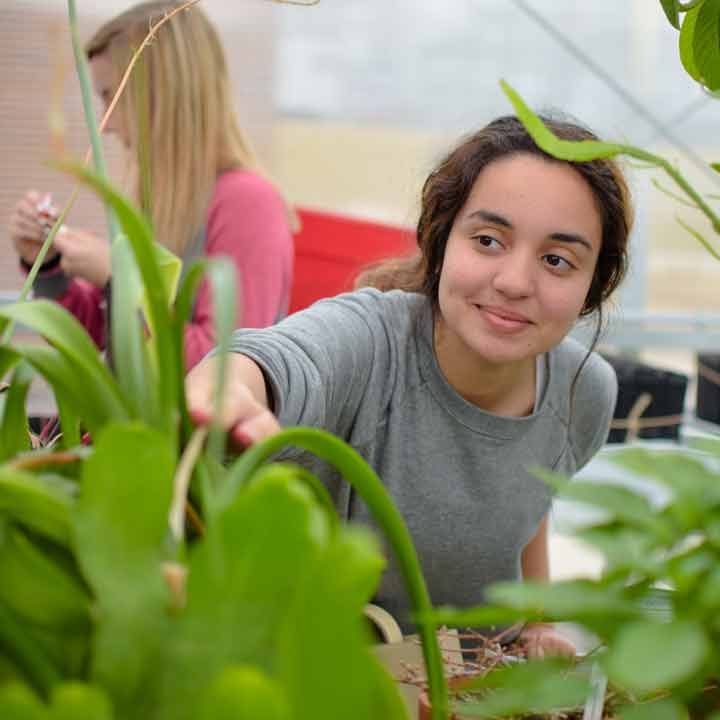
[49,683,112,720]
[0,601,61,700]
[0,469,73,547]
[0,302,128,426]
[486,580,644,628]
[660,0,681,28]
[558,481,665,532]
[13,345,113,436]
[454,659,589,718]
[612,448,720,530]
[109,234,160,429]
[276,527,407,720]
[172,259,208,437]
[680,4,703,81]
[617,698,687,720]
[53,162,180,443]
[576,525,659,576]
[0,363,33,462]
[0,682,48,720]
[0,524,89,632]
[500,80,628,161]
[73,423,174,715]
[692,0,720,90]
[222,428,447,716]
[153,473,329,720]
[196,667,290,720]
[604,620,709,693]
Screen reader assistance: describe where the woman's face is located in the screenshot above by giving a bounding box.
[436,152,603,375]
[90,52,130,149]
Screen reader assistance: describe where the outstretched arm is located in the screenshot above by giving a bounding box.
[185,352,281,447]
[519,515,576,658]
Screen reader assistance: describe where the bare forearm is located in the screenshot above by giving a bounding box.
[521,514,549,581]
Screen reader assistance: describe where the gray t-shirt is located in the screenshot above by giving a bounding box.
[228,288,617,630]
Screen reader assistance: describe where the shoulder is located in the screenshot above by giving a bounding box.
[550,336,618,469]
[209,169,286,213]
[310,287,427,331]
[550,336,615,391]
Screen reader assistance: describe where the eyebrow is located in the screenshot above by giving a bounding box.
[465,209,593,252]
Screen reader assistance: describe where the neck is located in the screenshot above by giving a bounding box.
[433,317,537,417]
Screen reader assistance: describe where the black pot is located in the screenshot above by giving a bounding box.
[602,354,688,443]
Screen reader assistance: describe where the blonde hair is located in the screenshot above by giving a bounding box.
[86,1,272,255]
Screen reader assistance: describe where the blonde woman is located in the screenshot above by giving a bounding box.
[8,1,294,370]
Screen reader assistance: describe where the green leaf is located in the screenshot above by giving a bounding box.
[558,481,660,529]
[680,4,703,81]
[196,667,290,720]
[617,698,688,720]
[677,216,720,260]
[605,620,709,693]
[692,0,720,90]
[73,423,174,714]
[660,0,681,28]
[206,259,238,462]
[53,161,180,444]
[711,162,720,173]
[0,682,48,720]
[0,302,128,427]
[152,471,329,720]
[222,428,447,716]
[0,525,90,632]
[500,80,628,161]
[612,448,720,516]
[455,659,589,718]
[49,684,112,720]
[277,528,407,720]
[109,234,160,429]
[486,580,644,626]
[0,469,73,547]
[577,525,658,575]
[427,604,536,629]
[0,601,61,700]
[0,363,33,462]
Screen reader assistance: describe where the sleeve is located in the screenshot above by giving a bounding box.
[569,351,618,472]
[31,265,106,350]
[184,171,294,371]
[226,289,397,438]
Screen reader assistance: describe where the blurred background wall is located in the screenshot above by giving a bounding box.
[2,0,719,312]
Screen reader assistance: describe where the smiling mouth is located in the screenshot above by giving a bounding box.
[475,305,533,331]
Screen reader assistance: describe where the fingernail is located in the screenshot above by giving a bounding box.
[231,427,254,447]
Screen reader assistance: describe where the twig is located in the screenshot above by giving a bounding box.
[169,426,207,542]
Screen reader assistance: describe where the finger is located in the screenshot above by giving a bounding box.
[231,408,281,446]
[12,219,45,242]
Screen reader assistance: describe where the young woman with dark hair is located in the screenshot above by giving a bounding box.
[186,114,632,655]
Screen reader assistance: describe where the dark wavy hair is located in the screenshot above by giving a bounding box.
[356,115,632,317]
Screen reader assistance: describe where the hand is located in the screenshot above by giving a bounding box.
[518,623,576,659]
[8,190,60,265]
[185,353,281,448]
[53,228,111,288]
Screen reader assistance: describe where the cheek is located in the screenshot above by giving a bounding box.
[542,276,594,327]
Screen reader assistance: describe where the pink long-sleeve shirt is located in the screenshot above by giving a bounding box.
[30,170,294,371]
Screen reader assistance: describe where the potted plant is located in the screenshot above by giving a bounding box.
[416,3,720,716]
[0,2,451,718]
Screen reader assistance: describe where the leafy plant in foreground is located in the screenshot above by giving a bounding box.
[0,1,448,718]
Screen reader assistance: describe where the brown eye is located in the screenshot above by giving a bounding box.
[543,254,574,271]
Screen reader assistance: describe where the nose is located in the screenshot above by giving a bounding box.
[492,250,535,298]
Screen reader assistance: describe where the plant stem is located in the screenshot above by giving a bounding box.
[66,0,119,241]
[619,144,720,257]
[225,428,449,720]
